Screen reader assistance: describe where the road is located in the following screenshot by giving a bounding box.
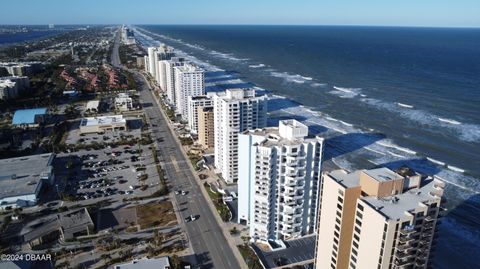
[111,27,122,67]
[110,27,242,269]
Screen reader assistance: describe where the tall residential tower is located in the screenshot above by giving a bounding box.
[315,167,444,269]
[213,88,267,183]
[238,120,324,243]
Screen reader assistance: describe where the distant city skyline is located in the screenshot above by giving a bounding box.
[1,0,479,28]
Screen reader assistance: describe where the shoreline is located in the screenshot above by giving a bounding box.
[130,26,480,197]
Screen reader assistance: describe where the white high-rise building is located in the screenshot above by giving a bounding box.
[157,60,168,91]
[143,56,149,73]
[238,120,324,243]
[165,57,185,105]
[314,167,444,269]
[147,47,157,77]
[153,44,175,84]
[213,88,267,183]
[187,94,214,134]
[174,63,205,119]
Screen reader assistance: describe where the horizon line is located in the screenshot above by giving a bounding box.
[0,23,479,29]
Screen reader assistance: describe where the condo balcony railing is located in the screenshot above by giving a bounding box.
[395,251,416,259]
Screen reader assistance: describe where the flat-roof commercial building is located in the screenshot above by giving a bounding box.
[115,94,133,111]
[198,106,215,149]
[20,207,93,249]
[85,100,100,112]
[79,115,127,134]
[0,153,55,209]
[314,167,445,269]
[57,207,94,240]
[238,120,324,243]
[12,108,48,128]
[214,88,267,183]
[114,257,171,269]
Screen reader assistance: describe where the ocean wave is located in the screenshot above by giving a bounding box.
[133,25,480,196]
[377,140,417,155]
[249,63,266,68]
[209,50,249,62]
[438,117,461,125]
[270,71,315,84]
[448,165,465,173]
[311,82,327,87]
[360,97,480,142]
[397,102,414,108]
[426,157,445,166]
[330,86,362,98]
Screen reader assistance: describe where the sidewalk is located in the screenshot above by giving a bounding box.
[141,72,249,269]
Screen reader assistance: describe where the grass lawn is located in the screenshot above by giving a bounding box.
[238,244,263,269]
[136,201,177,229]
[204,182,231,221]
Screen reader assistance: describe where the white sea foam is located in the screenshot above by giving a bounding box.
[438,117,461,125]
[377,140,417,155]
[448,165,465,173]
[270,71,315,84]
[360,97,480,143]
[133,25,480,196]
[209,50,248,62]
[249,63,266,68]
[364,146,387,156]
[387,151,404,158]
[427,157,445,166]
[330,86,362,98]
[397,102,414,108]
[311,82,327,87]
[339,120,353,127]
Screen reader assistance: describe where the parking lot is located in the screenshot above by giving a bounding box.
[54,142,160,204]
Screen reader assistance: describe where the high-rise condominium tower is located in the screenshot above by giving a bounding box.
[238,120,324,243]
[174,63,205,119]
[315,167,444,269]
[213,88,267,183]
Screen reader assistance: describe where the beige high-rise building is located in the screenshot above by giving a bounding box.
[315,167,444,269]
[197,106,214,149]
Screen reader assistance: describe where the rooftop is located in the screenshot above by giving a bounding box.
[362,179,443,220]
[58,208,93,230]
[114,257,170,269]
[86,100,100,110]
[12,108,47,125]
[80,115,126,127]
[0,153,54,200]
[326,168,445,220]
[363,167,403,182]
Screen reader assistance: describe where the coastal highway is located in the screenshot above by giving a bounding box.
[135,72,242,269]
[111,27,122,67]
[110,29,242,269]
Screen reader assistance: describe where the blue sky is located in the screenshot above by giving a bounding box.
[1,0,479,27]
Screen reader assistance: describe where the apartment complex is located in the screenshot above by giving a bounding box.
[164,57,185,105]
[0,61,43,76]
[315,167,444,269]
[0,76,30,100]
[187,94,214,134]
[145,45,175,88]
[198,106,215,149]
[238,120,324,243]
[213,88,267,183]
[174,63,205,119]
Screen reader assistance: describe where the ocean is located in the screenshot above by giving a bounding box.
[133,25,480,268]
